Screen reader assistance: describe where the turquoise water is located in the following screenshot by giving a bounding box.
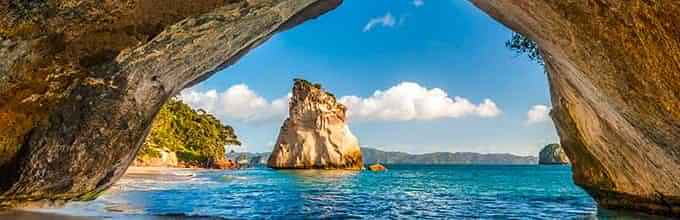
[37,165,670,219]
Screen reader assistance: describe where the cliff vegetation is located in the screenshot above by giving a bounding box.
[137,99,240,167]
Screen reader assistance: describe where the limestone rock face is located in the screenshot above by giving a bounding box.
[538,144,569,165]
[471,0,680,215]
[267,79,363,170]
[0,0,341,207]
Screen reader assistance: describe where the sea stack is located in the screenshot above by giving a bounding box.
[267,79,363,170]
[538,144,569,165]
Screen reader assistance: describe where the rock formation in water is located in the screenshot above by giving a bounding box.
[267,79,363,170]
[471,0,680,215]
[0,0,341,207]
[538,144,569,165]
[211,159,240,170]
[367,163,386,172]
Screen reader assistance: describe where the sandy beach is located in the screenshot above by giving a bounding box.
[122,166,206,181]
[0,209,93,220]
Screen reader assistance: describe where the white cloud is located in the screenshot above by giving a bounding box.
[527,105,551,124]
[339,82,501,121]
[411,0,424,7]
[363,12,396,32]
[179,84,289,122]
[180,82,501,123]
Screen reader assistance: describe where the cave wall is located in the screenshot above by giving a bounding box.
[0,0,341,207]
[470,0,680,215]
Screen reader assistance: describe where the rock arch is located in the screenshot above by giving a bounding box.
[0,0,678,216]
[470,1,680,215]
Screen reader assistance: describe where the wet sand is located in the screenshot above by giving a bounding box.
[123,166,206,181]
[0,209,93,220]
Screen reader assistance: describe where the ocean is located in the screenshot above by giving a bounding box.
[30,165,671,219]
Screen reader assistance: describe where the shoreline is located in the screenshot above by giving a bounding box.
[124,166,207,174]
[121,166,210,183]
[0,166,213,220]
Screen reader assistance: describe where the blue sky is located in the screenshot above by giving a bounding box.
[180,0,558,156]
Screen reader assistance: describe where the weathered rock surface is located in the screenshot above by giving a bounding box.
[211,159,240,170]
[538,144,569,165]
[367,163,386,172]
[471,0,680,215]
[0,0,341,207]
[267,79,363,170]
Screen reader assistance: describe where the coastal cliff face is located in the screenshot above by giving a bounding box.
[0,0,341,207]
[538,144,569,165]
[267,80,363,170]
[471,0,680,215]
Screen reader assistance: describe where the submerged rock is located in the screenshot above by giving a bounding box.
[367,163,386,172]
[538,144,569,165]
[471,0,680,215]
[267,79,363,170]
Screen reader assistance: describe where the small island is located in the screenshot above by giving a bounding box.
[538,144,569,165]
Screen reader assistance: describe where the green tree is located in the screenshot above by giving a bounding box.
[505,32,544,65]
[138,99,241,166]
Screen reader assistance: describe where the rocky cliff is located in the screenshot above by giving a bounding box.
[471,0,680,215]
[267,79,363,170]
[0,0,341,207]
[538,144,569,165]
